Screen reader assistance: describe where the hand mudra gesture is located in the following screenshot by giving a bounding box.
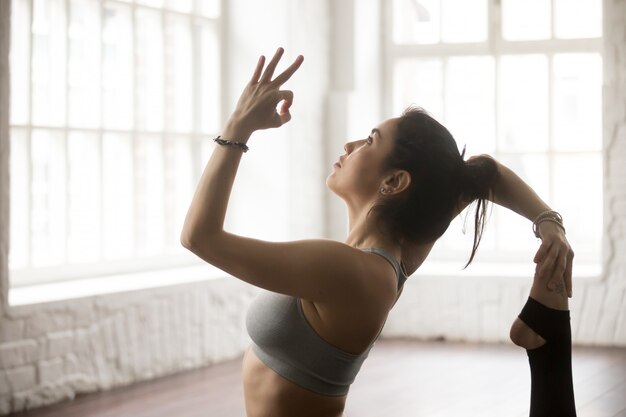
[228,47,304,136]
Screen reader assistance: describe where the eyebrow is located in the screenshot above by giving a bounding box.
[371,128,382,139]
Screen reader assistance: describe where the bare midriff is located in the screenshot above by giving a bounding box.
[242,345,347,417]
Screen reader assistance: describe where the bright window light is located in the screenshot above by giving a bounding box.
[387,0,603,266]
[9,0,222,287]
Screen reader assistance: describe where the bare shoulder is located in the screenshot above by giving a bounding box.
[308,249,402,350]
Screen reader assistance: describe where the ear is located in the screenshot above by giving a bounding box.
[383,170,411,195]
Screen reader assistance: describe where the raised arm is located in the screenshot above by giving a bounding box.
[460,155,573,298]
[179,50,389,304]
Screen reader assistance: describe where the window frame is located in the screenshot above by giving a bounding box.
[380,0,603,264]
[9,0,227,287]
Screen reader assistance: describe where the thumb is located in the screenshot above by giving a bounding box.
[275,90,294,126]
[277,90,293,113]
[279,111,291,125]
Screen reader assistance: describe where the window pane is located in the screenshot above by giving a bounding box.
[392,0,440,45]
[165,0,192,14]
[553,53,602,152]
[137,0,164,8]
[136,8,164,132]
[553,154,602,258]
[165,14,193,133]
[436,203,496,253]
[103,2,133,130]
[67,132,101,263]
[9,0,224,285]
[441,0,487,43]
[499,55,548,152]
[32,0,67,127]
[445,56,495,154]
[393,59,443,118]
[9,129,30,269]
[164,136,194,251]
[200,23,220,134]
[496,154,550,251]
[10,0,31,125]
[554,0,602,39]
[198,0,220,18]
[68,0,101,128]
[135,135,165,256]
[31,130,66,267]
[102,133,134,259]
[501,0,551,41]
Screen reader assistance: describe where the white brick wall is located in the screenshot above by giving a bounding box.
[0,0,624,415]
[0,280,259,413]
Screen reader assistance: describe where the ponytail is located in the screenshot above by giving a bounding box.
[460,155,499,268]
[368,107,500,270]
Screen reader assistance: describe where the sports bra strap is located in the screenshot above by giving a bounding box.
[359,247,407,290]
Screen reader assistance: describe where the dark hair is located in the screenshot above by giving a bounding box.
[368,106,499,268]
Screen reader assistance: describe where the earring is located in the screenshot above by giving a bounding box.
[380,187,389,194]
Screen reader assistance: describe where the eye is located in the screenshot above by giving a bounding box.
[366,136,373,145]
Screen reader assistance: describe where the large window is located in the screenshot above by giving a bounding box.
[385,0,602,265]
[9,0,222,286]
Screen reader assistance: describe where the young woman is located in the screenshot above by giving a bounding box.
[181,48,577,417]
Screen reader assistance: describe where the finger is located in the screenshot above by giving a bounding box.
[271,91,294,127]
[533,240,551,264]
[535,246,559,287]
[270,110,290,127]
[548,252,567,292]
[271,55,304,86]
[277,90,294,114]
[259,47,285,83]
[279,111,291,125]
[250,55,266,84]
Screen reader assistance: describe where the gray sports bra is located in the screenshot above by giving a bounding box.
[245,247,408,396]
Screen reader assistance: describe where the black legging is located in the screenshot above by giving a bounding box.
[518,296,577,417]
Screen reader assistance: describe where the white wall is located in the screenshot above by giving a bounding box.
[0,0,624,414]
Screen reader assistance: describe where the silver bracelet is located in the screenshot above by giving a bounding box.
[213,135,249,153]
[532,210,565,238]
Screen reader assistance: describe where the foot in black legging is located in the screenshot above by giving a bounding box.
[510,282,577,417]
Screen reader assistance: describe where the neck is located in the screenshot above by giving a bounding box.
[343,199,401,259]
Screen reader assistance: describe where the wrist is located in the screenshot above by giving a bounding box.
[223,115,254,141]
[537,221,565,238]
[533,210,566,239]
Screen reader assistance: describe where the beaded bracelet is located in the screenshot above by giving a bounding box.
[213,136,249,153]
[532,210,566,238]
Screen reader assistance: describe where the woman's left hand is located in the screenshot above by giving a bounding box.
[533,222,574,298]
[226,48,304,137]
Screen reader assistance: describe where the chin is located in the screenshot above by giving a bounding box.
[326,179,348,201]
[325,178,336,194]
[325,176,338,193]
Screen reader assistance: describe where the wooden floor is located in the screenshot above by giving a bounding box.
[11,339,626,417]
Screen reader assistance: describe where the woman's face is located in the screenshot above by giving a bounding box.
[326,117,400,203]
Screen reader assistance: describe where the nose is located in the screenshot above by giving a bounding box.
[343,139,360,154]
